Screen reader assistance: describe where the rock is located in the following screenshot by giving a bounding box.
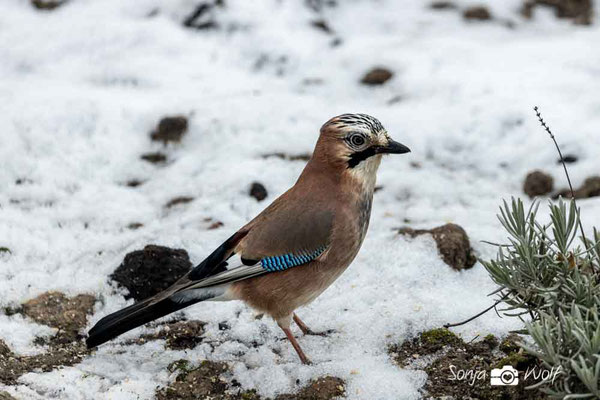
[429,1,457,9]
[141,152,167,164]
[151,116,188,144]
[183,1,222,30]
[523,170,554,198]
[165,196,195,208]
[558,154,578,164]
[398,223,477,270]
[554,176,600,199]
[22,292,96,342]
[249,182,268,201]
[139,320,205,350]
[311,19,333,34]
[31,0,65,10]
[360,67,393,86]
[110,245,192,301]
[522,0,592,25]
[463,5,492,20]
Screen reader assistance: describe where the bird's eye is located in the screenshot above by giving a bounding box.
[348,134,366,148]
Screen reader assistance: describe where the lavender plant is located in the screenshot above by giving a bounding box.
[483,198,600,398]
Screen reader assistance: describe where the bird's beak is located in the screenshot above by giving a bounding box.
[375,139,411,155]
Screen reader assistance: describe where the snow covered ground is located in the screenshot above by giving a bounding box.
[2,0,600,398]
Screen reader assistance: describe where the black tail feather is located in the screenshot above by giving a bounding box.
[86,297,198,349]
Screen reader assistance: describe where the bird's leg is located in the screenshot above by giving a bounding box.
[281,326,311,365]
[293,313,334,336]
[293,313,313,335]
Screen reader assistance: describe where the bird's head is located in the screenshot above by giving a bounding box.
[313,114,410,181]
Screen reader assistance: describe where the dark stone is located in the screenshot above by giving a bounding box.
[523,170,554,198]
[110,245,192,301]
[31,0,65,10]
[183,1,223,30]
[141,152,167,164]
[165,196,195,208]
[559,154,578,164]
[463,5,492,20]
[249,182,268,201]
[429,1,457,9]
[311,19,333,34]
[218,321,230,331]
[151,116,188,144]
[360,67,393,85]
[398,223,477,270]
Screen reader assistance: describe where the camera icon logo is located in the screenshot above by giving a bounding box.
[490,365,519,386]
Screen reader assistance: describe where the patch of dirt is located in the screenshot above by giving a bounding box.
[390,329,545,399]
[276,377,345,400]
[463,5,492,20]
[137,320,205,350]
[110,245,192,301]
[157,359,346,400]
[31,0,65,10]
[22,292,96,343]
[151,116,189,144]
[360,67,393,86]
[262,152,312,162]
[1,292,94,385]
[522,0,592,25]
[165,196,195,208]
[0,339,89,385]
[554,176,600,199]
[249,182,268,201]
[156,360,260,400]
[523,170,554,198]
[398,223,477,270]
[141,152,168,164]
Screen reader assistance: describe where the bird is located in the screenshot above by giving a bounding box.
[86,113,410,364]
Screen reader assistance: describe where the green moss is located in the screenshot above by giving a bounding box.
[499,336,521,354]
[421,328,461,347]
[167,359,193,377]
[495,351,537,370]
[240,390,260,400]
[0,247,11,254]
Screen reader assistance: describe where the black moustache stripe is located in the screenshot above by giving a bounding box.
[348,147,377,168]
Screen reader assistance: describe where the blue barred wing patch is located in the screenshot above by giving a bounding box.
[260,245,327,272]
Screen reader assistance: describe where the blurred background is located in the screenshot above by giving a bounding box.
[1,1,599,399]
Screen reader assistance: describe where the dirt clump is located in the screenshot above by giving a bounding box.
[276,377,346,400]
[110,245,192,301]
[522,0,592,25]
[360,68,393,86]
[523,170,554,198]
[398,223,477,270]
[250,182,268,201]
[165,196,195,208]
[554,176,600,199]
[463,5,492,20]
[141,152,168,164]
[151,116,189,144]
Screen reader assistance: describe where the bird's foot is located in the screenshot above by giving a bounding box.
[293,313,334,336]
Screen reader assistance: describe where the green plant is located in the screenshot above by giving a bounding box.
[484,198,600,399]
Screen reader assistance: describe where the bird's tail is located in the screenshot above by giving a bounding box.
[86,286,220,349]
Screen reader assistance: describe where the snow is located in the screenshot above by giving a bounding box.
[1,0,600,399]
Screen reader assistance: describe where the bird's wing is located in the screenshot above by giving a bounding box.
[155,196,334,302]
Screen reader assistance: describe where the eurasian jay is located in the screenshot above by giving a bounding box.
[86,113,410,364]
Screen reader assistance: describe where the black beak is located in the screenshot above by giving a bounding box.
[375,139,411,155]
